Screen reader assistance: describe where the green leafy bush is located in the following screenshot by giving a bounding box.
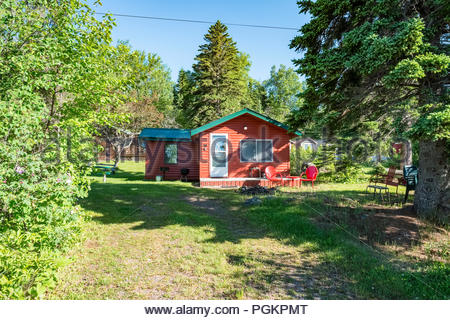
[0,152,87,298]
[291,144,369,183]
[290,145,317,175]
[0,0,114,298]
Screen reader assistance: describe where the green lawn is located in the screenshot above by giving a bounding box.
[50,162,449,299]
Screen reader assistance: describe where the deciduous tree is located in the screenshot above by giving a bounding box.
[0,0,115,298]
[263,65,304,121]
[97,42,171,166]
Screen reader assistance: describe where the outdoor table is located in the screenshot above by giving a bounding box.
[94,165,114,182]
[366,185,390,203]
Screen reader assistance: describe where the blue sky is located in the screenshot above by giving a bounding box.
[91,0,308,82]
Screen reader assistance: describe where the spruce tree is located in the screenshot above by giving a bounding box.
[191,21,242,126]
[174,69,197,127]
[289,0,449,219]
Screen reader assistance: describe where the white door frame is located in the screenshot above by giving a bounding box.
[210,133,228,178]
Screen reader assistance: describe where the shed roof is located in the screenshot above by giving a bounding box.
[138,128,191,141]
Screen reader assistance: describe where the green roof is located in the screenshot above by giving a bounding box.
[190,108,302,136]
[139,109,302,141]
[138,128,191,141]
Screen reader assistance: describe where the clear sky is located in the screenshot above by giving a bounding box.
[91,0,308,82]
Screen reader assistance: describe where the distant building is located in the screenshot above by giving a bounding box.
[96,135,146,163]
[290,137,323,151]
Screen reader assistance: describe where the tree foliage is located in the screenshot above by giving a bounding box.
[289,0,449,217]
[96,42,173,165]
[174,69,198,128]
[0,0,115,298]
[175,21,254,127]
[263,65,305,121]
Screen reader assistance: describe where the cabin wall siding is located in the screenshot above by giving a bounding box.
[195,113,292,179]
[144,139,199,180]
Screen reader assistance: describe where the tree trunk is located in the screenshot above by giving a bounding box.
[403,139,413,167]
[376,145,382,163]
[414,139,449,222]
[110,144,122,169]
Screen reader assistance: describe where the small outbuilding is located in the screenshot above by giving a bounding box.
[139,108,302,187]
[290,137,322,151]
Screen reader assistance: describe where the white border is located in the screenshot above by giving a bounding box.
[0,300,447,320]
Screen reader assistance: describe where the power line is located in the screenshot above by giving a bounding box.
[94,12,298,31]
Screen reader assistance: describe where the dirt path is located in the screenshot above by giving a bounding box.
[183,194,357,299]
[51,180,357,299]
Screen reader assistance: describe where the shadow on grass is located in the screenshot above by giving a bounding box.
[79,175,448,299]
[82,179,243,245]
[239,195,448,299]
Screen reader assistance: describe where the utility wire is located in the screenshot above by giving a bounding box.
[94,12,298,31]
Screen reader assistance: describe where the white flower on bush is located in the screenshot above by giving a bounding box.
[15,165,25,174]
[66,173,72,185]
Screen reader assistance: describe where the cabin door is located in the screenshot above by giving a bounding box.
[210,134,228,177]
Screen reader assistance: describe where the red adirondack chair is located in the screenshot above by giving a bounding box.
[367,166,402,197]
[265,166,291,186]
[289,165,319,188]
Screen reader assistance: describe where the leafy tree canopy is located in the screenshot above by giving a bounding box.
[0,0,115,298]
[263,65,305,121]
[97,41,174,165]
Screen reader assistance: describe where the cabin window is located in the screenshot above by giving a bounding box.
[164,143,177,164]
[240,140,273,162]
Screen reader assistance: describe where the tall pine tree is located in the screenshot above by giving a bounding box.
[174,69,197,127]
[174,21,273,127]
[190,21,243,126]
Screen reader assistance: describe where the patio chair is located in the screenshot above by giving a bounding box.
[384,166,401,191]
[265,166,291,187]
[401,165,418,203]
[288,165,319,188]
[366,166,402,203]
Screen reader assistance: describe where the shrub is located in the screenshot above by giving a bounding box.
[290,144,374,183]
[0,95,89,298]
[290,145,317,175]
[0,0,114,298]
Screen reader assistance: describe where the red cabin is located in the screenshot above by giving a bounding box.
[139,108,302,187]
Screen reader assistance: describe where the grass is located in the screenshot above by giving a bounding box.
[49,162,449,299]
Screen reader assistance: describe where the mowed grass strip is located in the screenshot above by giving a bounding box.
[50,162,449,299]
